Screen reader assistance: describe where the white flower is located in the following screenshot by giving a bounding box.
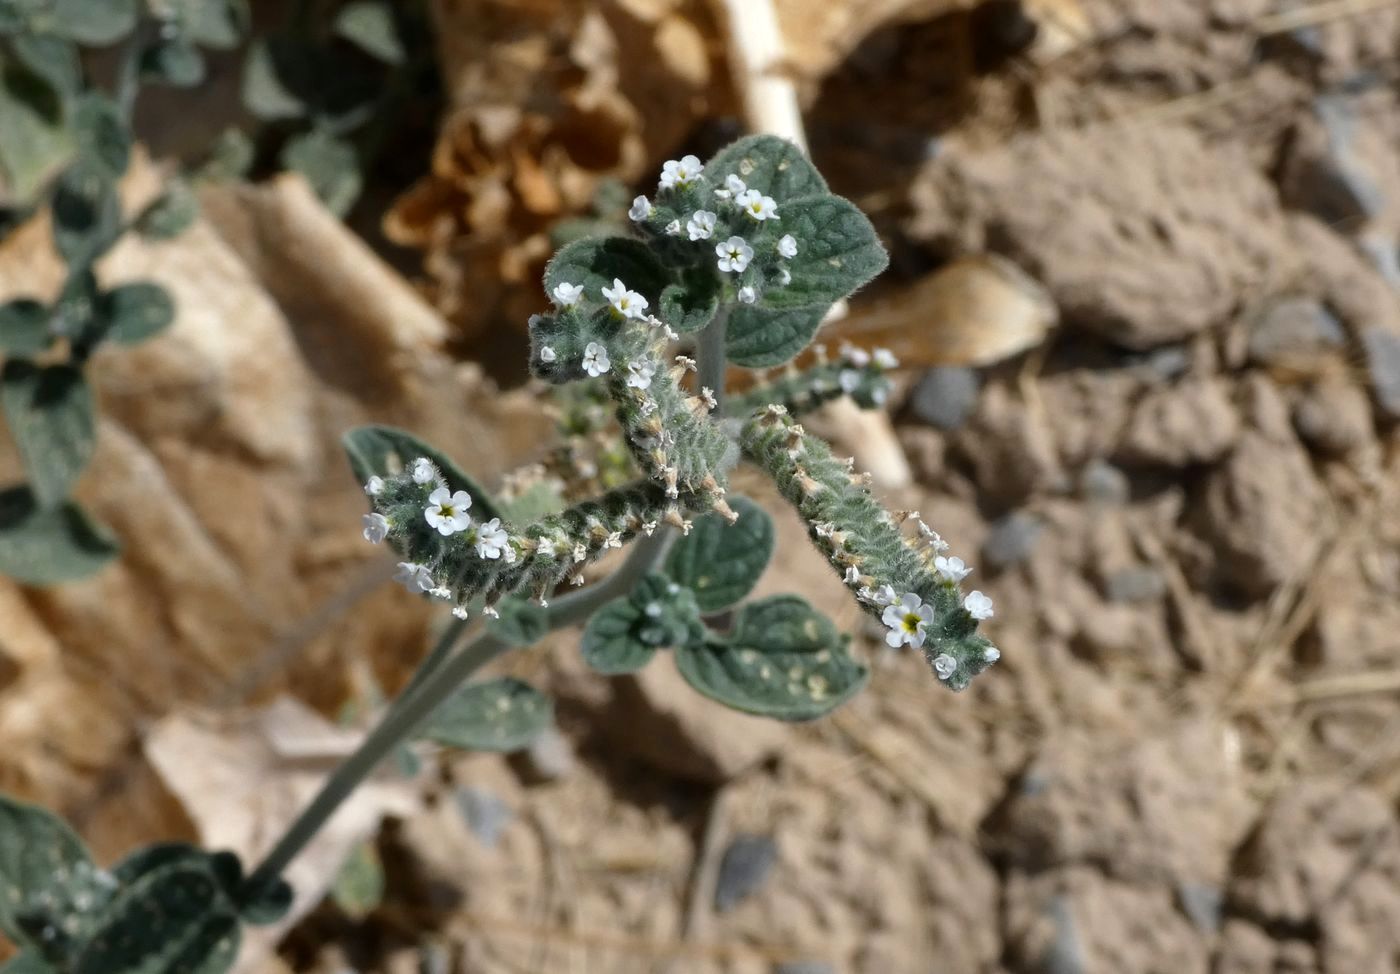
[714,174,746,200]
[660,154,703,189]
[686,210,717,241]
[778,234,798,258]
[452,605,470,620]
[665,219,682,236]
[935,555,972,582]
[841,343,870,367]
[932,654,958,681]
[814,522,835,538]
[540,345,557,363]
[424,486,473,536]
[779,267,791,286]
[964,590,994,620]
[839,369,860,393]
[737,189,779,221]
[362,513,390,544]
[411,457,436,484]
[873,584,897,606]
[475,518,509,559]
[716,236,753,273]
[844,566,861,585]
[552,281,584,307]
[582,342,611,376]
[873,348,899,369]
[918,520,950,553]
[483,605,500,619]
[738,285,757,304]
[882,592,935,649]
[629,195,652,222]
[602,278,648,319]
[984,646,1001,663]
[429,586,452,601]
[394,562,435,593]
[364,476,385,496]
[626,360,655,390]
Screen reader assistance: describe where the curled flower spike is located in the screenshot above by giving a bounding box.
[882,593,934,648]
[629,195,651,222]
[602,278,648,319]
[411,457,437,485]
[964,590,994,620]
[714,173,746,200]
[583,342,611,377]
[687,210,717,241]
[778,234,798,258]
[425,487,473,536]
[475,518,509,559]
[552,282,584,307]
[716,236,753,273]
[660,154,703,189]
[736,189,779,221]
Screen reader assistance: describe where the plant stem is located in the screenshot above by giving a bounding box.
[114,21,148,123]
[698,307,729,415]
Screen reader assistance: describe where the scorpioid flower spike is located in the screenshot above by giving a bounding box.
[475,518,509,559]
[629,195,651,222]
[362,513,390,543]
[714,173,746,200]
[583,342,611,376]
[552,281,584,307]
[686,210,717,241]
[660,155,703,189]
[778,234,798,258]
[411,457,437,484]
[424,487,473,536]
[716,236,754,273]
[736,189,779,221]
[882,592,934,649]
[602,278,648,319]
[964,590,994,620]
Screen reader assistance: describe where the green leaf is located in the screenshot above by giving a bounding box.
[704,135,828,202]
[51,268,99,346]
[674,595,868,721]
[0,61,73,202]
[51,161,122,265]
[72,94,129,179]
[141,35,206,87]
[725,304,825,368]
[341,425,505,522]
[658,266,719,335]
[500,480,564,524]
[102,281,175,344]
[331,842,384,919]
[543,236,672,312]
[134,179,199,239]
[1,361,94,506]
[0,793,95,950]
[0,488,118,584]
[581,599,655,674]
[280,129,362,217]
[48,0,137,45]
[177,0,247,49]
[195,128,253,182]
[486,595,549,646]
[755,194,888,312]
[0,952,56,974]
[666,496,774,612]
[333,0,405,64]
[419,677,553,753]
[10,33,80,95]
[0,299,51,356]
[240,37,310,121]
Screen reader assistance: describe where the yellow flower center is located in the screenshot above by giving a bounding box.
[901,612,921,634]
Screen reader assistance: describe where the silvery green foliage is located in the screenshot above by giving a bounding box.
[0,794,289,974]
[356,135,1000,712]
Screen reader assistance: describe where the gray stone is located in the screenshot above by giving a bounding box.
[1358,235,1400,289]
[1293,380,1374,454]
[1143,346,1190,380]
[1042,894,1088,974]
[1176,882,1223,935]
[1248,298,1346,367]
[1362,327,1400,420]
[454,786,514,848]
[909,367,980,431]
[1079,460,1130,506]
[1104,567,1167,604]
[774,963,836,974]
[1282,96,1387,226]
[983,511,1043,568]
[715,834,779,913]
[523,726,575,782]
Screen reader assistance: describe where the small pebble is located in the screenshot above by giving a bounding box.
[774,963,836,974]
[1176,882,1223,935]
[1361,328,1400,421]
[909,367,980,431]
[715,834,778,912]
[1104,567,1166,604]
[982,511,1042,568]
[1248,298,1345,367]
[1079,460,1130,506]
[524,726,575,782]
[454,787,514,848]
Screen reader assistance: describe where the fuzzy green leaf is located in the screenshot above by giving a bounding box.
[134,180,199,240]
[0,300,51,356]
[543,236,671,311]
[333,0,404,64]
[666,496,773,612]
[0,60,73,202]
[675,595,868,721]
[342,425,505,522]
[280,129,361,216]
[0,488,119,584]
[582,574,705,674]
[240,37,310,121]
[176,0,247,49]
[142,36,206,87]
[10,33,80,95]
[1,362,94,506]
[101,281,175,344]
[0,793,95,950]
[757,194,887,312]
[725,304,825,368]
[331,842,384,919]
[50,161,121,265]
[72,94,129,179]
[658,266,719,335]
[581,598,656,674]
[487,596,549,646]
[419,677,553,753]
[48,0,137,45]
[704,135,828,202]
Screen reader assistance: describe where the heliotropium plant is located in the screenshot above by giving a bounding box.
[0,136,999,974]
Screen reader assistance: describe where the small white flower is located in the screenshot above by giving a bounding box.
[686,210,717,241]
[964,590,994,620]
[660,154,703,189]
[716,236,753,273]
[537,538,556,558]
[411,457,436,484]
[602,278,648,319]
[452,605,469,620]
[984,646,1001,663]
[778,234,798,258]
[572,543,587,563]
[779,267,791,286]
[841,343,871,367]
[738,285,757,304]
[540,345,557,363]
[665,219,682,236]
[932,654,958,681]
[363,476,385,496]
[425,486,473,536]
[873,348,899,369]
[483,605,500,619]
[814,522,835,538]
[700,387,717,410]
[629,195,652,222]
[644,601,663,618]
[714,173,746,200]
[394,561,434,593]
[935,555,972,582]
[552,281,584,307]
[882,592,935,649]
[429,586,453,601]
[582,342,611,376]
[362,513,390,544]
[844,566,861,585]
[475,518,509,559]
[626,360,655,390]
[839,369,860,393]
[737,189,779,221]
[918,520,950,553]
[604,531,623,549]
[873,584,897,606]
[642,520,658,536]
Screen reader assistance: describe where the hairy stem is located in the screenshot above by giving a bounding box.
[697,306,729,415]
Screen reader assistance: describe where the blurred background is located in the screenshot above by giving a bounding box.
[4,0,1400,971]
